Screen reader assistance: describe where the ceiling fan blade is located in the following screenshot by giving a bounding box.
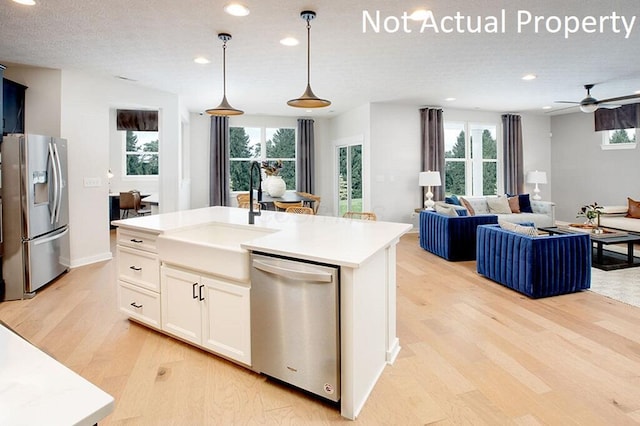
[554,101,581,104]
[597,103,621,109]
[545,105,579,113]
[597,93,640,104]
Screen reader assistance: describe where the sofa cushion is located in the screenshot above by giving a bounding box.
[495,213,553,228]
[459,197,476,216]
[627,197,640,218]
[435,204,459,217]
[487,195,512,214]
[518,194,533,213]
[600,205,628,215]
[599,215,640,232]
[444,195,462,206]
[508,196,520,213]
[499,220,538,236]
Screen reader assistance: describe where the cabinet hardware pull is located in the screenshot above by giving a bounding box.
[129,266,142,271]
[192,283,198,299]
[130,302,143,309]
[199,284,205,301]
[130,238,143,243]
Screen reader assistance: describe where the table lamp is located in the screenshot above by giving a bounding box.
[526,170,547,201]
[419,171,441,210]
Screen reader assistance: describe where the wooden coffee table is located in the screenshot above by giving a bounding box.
[539,226,640,271]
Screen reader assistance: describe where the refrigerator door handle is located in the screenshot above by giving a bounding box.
[52,141,63,223]
[252,259,334,283]
[48,141,60,225]
[33,228,69,246]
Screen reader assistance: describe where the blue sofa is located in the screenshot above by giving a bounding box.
[476,224,591,298]
[419,210,499,261]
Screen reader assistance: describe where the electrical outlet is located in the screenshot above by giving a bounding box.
[83,177,102,187]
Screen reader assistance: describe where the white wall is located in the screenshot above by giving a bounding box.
[327,104,371,216]
[550,111,640,222]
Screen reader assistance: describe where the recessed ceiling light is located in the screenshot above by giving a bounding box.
[12,0,36,5]
[522,74,537,81]
[409,9,430,20]
[445,97,456,101]
[542,106,552,110]
[224,3,249,17]
[280,37,299,47]
[194,57,210,64]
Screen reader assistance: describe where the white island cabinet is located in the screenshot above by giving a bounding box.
[112,206,411,420]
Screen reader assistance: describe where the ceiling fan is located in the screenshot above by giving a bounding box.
[554,84,640,113]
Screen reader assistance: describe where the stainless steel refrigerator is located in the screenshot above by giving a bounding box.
[1,134,70,301]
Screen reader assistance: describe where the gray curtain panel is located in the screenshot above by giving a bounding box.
[296,118,315,194]
[209,116,230,206]
[502,114,524,195]
[420,108,445,203]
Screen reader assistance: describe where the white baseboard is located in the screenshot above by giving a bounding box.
[69,252,113,268]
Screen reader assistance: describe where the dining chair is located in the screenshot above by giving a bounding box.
[285,206,314,215]
[296,192,321,214]
[274,201,302,211]
[120,191,151,218]
[343,211,377,221]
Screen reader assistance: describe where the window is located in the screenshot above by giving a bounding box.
[229,126,296,191]
[124,130,159,176]
[337,144,363,216]
[444,122,499,196]
[601,128,637,150]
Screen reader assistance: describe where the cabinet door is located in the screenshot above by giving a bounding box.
[201,276,251,365]
[160,265,202,345]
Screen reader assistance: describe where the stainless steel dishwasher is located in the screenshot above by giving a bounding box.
[250,253,340,402]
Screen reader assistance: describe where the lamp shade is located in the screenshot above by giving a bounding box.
[419,171,441,187]
[526,170,547,184]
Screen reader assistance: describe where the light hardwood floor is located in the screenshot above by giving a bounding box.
[1,232,640,425]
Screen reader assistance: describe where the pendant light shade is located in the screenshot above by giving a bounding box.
[206,33,243,116]
[287,11,331,109]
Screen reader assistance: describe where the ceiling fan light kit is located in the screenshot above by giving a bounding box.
[287,10,331,109]
[206,33,244,116]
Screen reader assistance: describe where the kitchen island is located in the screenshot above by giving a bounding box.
[112,206,411,420]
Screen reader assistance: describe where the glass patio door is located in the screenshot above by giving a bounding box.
[337,144,362,216]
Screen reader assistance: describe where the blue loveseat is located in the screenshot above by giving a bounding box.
[419,210,499,261]
[476,224,591,298]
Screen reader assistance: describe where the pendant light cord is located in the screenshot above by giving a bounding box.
[222,40,227,97]
[306,18,311,86]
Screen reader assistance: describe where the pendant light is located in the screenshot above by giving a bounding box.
[206,33,243,116]
[287,11,331,108]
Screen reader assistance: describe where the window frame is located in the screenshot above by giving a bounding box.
[121,129,160,180]
[443,121,501,196]
[600,128,637,150]
[228,126,297,193]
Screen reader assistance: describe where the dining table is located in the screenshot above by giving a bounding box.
[255,191,315,210]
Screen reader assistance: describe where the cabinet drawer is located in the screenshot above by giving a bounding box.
[118,246,160,291]
[117,228,159,253]
[118,281,161,329]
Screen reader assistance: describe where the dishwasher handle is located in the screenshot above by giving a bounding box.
[252,259,334,283]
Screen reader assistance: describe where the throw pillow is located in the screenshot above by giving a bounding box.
[627,197,640,219]
[435,204,458,217]
[487,195,512,214]
[459,197,475,216]
[499,220,538,237]
[444,195,462,206]
[507,196,521,213]
[518,194,533,213]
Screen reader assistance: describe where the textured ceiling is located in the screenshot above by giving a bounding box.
[2,0,640,117]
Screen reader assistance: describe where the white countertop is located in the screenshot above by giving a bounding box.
[112,207,412,268]
[0,324,114,426]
